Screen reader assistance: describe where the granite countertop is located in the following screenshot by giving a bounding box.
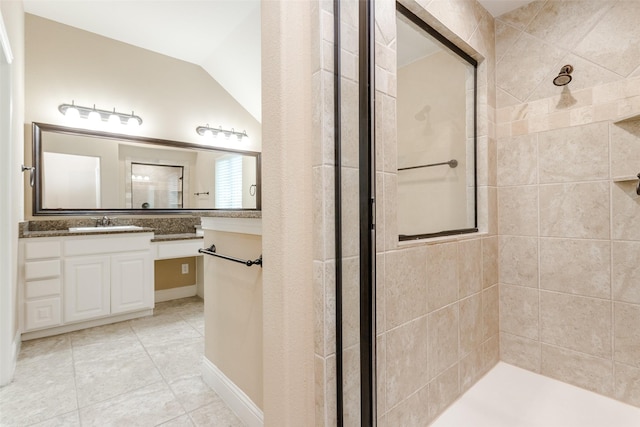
[20,227,156,238]
[151,233,203,242]
[199,210,261,218]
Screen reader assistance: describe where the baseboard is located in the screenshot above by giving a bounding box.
[201,357,263,427]
[21,309,153,341]
[12,330,20,364]
[154,284,197,303]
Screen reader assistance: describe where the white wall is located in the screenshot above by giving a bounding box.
[0,0,24,386]
[24,13,261,217]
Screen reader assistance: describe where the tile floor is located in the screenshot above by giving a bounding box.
[0,297,244,427]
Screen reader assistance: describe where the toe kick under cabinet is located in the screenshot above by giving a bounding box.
[20,233,154,339]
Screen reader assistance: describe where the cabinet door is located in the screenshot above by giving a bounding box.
[64,256,110,323]
[111,252,153,314]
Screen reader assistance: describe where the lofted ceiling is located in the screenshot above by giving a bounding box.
[23,0,262,123]
[23,0,533,125]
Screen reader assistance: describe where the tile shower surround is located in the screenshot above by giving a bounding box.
[496,0,640,410]
[312,0,640,425]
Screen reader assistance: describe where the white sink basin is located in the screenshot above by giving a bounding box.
[68,225,143,233]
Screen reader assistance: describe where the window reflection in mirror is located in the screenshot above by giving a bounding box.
[33,123,261,214]
[396,4,478,240]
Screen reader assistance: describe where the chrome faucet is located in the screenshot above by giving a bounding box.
[96,216,112,227]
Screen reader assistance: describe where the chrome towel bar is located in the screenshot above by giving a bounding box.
[198,243,262,267]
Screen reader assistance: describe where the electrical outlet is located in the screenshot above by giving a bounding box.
[181,264,189,274]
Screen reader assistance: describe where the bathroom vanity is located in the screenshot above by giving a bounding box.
[17,220,206,340]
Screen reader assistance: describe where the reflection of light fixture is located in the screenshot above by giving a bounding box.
[196,124,247,140]
[58,102,143,126]
[87,105,101,123]
[64,101,80,120]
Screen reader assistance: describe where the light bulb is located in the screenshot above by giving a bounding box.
[108,108,120,126]
[65,105,80,120]
[88,105,101,123]
[127,111,139,128]
[203,128,213,138]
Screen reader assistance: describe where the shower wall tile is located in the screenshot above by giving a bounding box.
[574,1,640,77]
[482,285,499,341]
[483,334,500,370]
[497,186,538,236]
[538,122,609,183]
[615,363,640,408]
[375,0,497,422]
[459,293,483,357]
[499,284,539,340]
[525,0,613,52]
[377,253,386,334]
[610,120,640,179]
[539,182,610,239]
[426,243,459,313]
[459,346,485,393]
[612,182,640,241]
[500,332,541,373]
[482,236,498,289]
[539,238,611,299]
[427,303,459,380]
[612,241,640,304]
[494,0,640,409]
[540,291,612,359]
[384,247,428,330]
[385,317,429,409]
[496,32,565,102]
[498,236,538,288]
[377,334,386,416]
[457,239,482,298]
[494,20,519,63]
[385,385,429,427]
[497,133,537,186]
[427,364,459,422]
[540,344,614,397]
[342,257,360,349]
[496,0,544,31]
[614,302,640,368]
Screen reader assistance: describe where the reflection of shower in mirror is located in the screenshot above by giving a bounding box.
[414,105,431,121]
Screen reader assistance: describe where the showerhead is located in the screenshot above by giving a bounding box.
[553,64,573,86]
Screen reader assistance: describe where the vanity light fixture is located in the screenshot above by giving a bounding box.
[58,102,143,127]
[196,124,247,141]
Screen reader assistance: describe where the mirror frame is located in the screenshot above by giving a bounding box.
[31,122,262,215]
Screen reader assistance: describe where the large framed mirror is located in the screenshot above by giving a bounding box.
[32,122,261,215]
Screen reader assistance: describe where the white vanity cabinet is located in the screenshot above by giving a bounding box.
[22,239,63,331]
[20,232,154,339]
[64,256,110,322]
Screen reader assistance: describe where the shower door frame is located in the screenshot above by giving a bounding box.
[334,0,377,425]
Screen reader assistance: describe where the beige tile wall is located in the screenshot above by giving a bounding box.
[311,1,338,425]
[496,0,640,409]
[376,0,499,425]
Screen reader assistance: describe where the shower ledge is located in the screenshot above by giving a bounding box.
[612,175,639,182]
[614,112,640,124]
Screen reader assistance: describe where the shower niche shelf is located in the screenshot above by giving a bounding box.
[612,175,639,182]
[614,112,640,124]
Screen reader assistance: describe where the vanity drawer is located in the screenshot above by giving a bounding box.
[25,240,61,260]
[25,297,61,330]
[25,259,61,280]
[64,234,152,256]
[156,240,204,259]
[25,278,61,299]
